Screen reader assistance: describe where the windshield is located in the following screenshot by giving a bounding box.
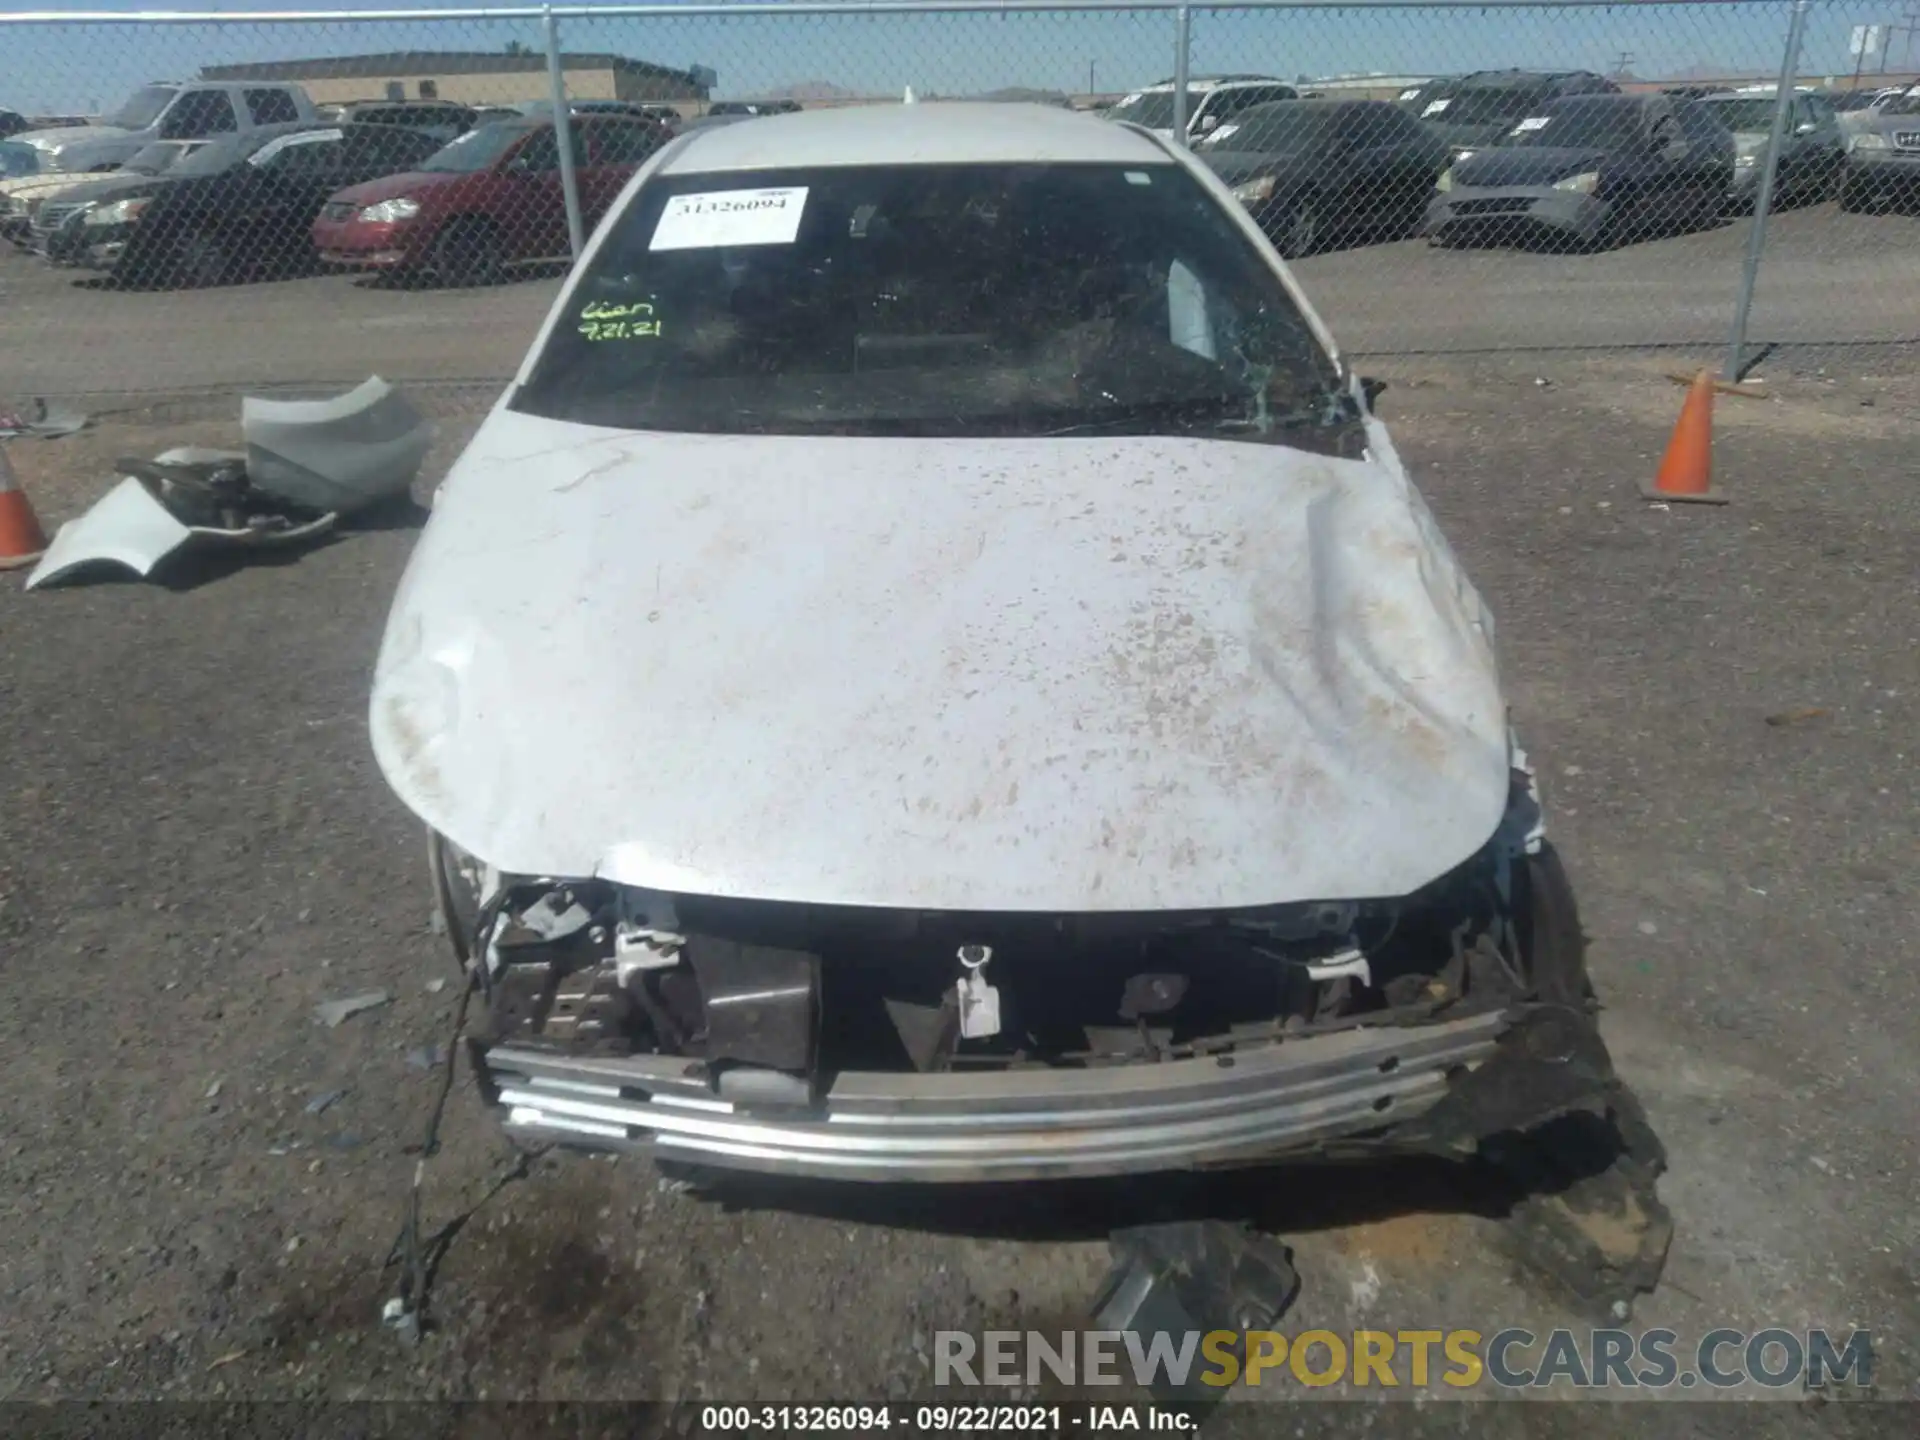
[0,141,39,178]
[1502,100,1643,150]
[1107,90,1192,130]
[1199,103,1337,152]
[421,122,529,172]
[1701,98,1788,132]
[104,85,180,131]
[167,131,268,177]
[512,162,1354,453]
[1883,92,1920,117]
[124,141,189,175]
[1425,84,1557,127]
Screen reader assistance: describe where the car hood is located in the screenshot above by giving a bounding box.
[1452,145,1610,188]
[41,171,165,207]
[369,411,1511,913]
[12,124,132,150]
[327,169,464,207]
[0,172,79,202]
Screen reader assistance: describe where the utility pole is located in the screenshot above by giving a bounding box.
[1611,50,1635,79]
[1089,60,1096,98]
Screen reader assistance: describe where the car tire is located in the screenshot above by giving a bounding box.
[433,218,502,288]
[1276,194,1321,259]
[169,231,227,290]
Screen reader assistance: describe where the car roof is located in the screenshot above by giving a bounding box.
[660,102,1172,174]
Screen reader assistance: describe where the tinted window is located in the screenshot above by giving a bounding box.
[590,119,666,165]
[511,127,562,172]
[1337,102,1419,145]
[513,162,1353,454]
[1502,99,1645,151]
[170,130,277,177]
[251,129,345,173]
[1107,91,1186,129]
[0,141,38,178]
[420,122,532,172]
[1676,103,1731,148]
[160,90,239,140]
[1200,102,1337,153]
[246,89,302,125]
[340,124,441,169]
[1882,91,1920,117]
[1436,85,1553,126]
[105,85,179,130]
[1701,98,1787,132]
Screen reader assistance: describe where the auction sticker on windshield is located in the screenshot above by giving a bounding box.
[1512,116,1552,133]
[650,186,809,251]
[1422,99,1451,117]
[249,128,343,166]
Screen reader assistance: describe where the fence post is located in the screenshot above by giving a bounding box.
[1723,0,1809,381]
[543,4,587,260]
[1171,5,1192,147]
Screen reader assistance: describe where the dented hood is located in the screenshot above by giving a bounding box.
[370,412,1510,912]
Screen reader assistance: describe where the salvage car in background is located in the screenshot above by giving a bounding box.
[0,139,40,179]
[316,99,477,144]
[11,140,207,251]
[6,80,315,174]
[1198,98,1453,256]
[1105,74,1299,144]
[79,122,446,287]
[370,103,1640,1188]
[1696,87,1844,208]
[1428,93,1733,249]
[313,114,671,286]
[1412,68,1619,161]
[1840,86,1920,212]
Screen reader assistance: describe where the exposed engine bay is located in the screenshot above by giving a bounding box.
[454,768,1567,1113]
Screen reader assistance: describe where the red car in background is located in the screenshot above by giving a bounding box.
[312,115,668,285]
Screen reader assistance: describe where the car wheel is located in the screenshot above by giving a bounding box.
[170,231,226,290]
[432,218,501,288]
[1277,195,1321,259]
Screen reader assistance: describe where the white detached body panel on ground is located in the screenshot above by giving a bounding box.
[371,417,1507,912]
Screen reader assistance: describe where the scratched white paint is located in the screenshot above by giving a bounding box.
[368,412,1509,913]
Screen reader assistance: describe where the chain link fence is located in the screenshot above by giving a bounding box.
[0,1,1915,401]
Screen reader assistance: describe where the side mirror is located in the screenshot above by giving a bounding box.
[1360,376,1389,410]
[1795,120,1817,135]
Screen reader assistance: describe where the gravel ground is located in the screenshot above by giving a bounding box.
[0,352,1915,1431]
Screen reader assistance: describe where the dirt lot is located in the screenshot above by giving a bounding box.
[1,342,1917,1431]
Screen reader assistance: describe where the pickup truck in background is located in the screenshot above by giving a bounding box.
[5,81,316,173]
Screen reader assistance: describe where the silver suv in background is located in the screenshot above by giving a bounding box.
[1841,85,1920,212]
[5,81,315,173]
[1105,75,1300,143]
[1695,87,1845,208]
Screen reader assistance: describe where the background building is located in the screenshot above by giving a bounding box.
[202,49,713,108]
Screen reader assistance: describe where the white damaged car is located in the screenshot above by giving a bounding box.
[370,104,1646,1187]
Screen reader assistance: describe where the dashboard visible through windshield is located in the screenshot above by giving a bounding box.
[512,160,1357,455]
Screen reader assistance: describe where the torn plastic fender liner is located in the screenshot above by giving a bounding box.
[24,473,335,591]
[242,376,434,515]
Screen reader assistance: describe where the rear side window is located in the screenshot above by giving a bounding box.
[160,90,239,140]
[246,89,301,126]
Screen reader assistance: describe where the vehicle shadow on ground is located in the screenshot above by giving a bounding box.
[671,1151,1524,1244]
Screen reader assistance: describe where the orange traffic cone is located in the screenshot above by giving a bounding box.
[1641,369,1727,505]
[0,445,50,570]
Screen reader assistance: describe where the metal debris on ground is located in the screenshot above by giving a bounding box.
[22,376,431,591]
[0,399,87,440]
[304,1089,347,1115]
[1091,1220,1300,1408]
[313,990,391,1028]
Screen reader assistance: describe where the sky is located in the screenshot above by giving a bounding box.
[1,1,1914,115]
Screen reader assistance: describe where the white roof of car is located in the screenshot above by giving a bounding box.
[659,101,1174,174]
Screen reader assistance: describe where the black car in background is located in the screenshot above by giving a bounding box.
[1426,93,1734,249]
[1198,99,1454,256]
[1411,69,1620,159]
[0,108,30,140]
[317,100,478,144]
[75,121,443,288]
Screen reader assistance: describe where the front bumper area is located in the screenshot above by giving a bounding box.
[483,1010,1510,1181]
[1427,186,1610,243]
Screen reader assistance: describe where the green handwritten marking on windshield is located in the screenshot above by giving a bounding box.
[577,298,662,341]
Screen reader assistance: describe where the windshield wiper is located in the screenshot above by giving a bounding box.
[1040,389,1356,438]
